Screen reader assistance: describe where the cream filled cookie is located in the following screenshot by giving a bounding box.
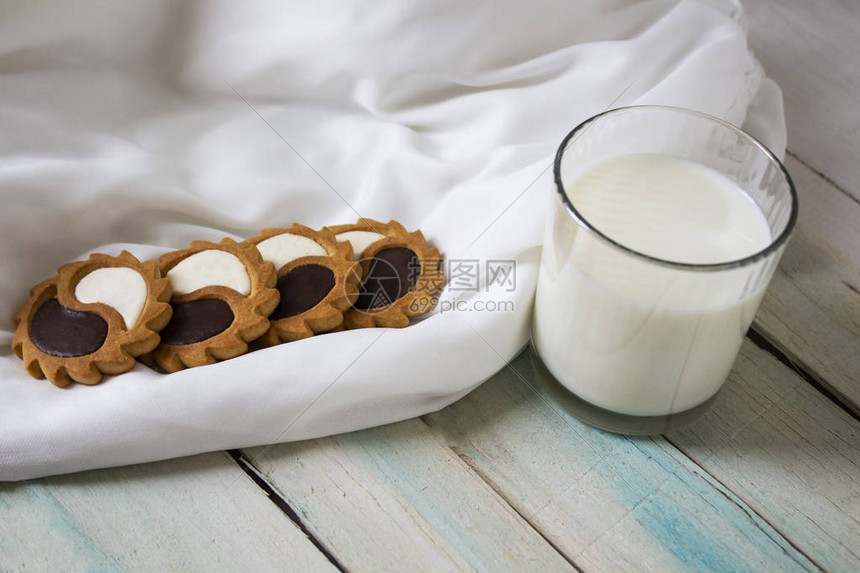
[12,251,173,387]
[151,238,279,372]
[241,224,361,345]
[328,219,443,329]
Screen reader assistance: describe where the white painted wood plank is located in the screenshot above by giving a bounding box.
[744,0,860,414]
[243,419,576,573]
[747,0,860,198]
[787,154,860,267]
[0,452,335,573]
[423,353,818,572]
[667,339,860,572]
[754,222,860,413]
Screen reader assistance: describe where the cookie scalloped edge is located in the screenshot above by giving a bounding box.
[242,223,362,345]
[150,237,279,373]
[327,219,444,329]
[12,251,173,387]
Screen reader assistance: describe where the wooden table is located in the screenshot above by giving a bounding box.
[2,2,858,571]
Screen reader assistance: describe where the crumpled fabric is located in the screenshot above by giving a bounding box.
[0,0,785,480]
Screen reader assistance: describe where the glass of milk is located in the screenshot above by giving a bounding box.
[531,106,798,434]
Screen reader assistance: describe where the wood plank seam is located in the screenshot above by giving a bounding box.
[747,328,860,422]
[785,151,860,207]
[245,420,590,571]
[749,214,860,415]
[431,413,818,572]
[447,445,586,573]
[227,449,348,573]
[625,436,821,572]
[661,436,824,572]
[423,348,832,571]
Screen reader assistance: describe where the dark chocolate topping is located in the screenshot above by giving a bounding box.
[30,298,108,357]
[271,264,336,320]
[159,298,234,346]
[354,247,420,310]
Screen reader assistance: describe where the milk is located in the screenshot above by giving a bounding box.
[533,154,773,417]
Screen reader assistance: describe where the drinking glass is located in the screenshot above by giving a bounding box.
[531,105,798,434]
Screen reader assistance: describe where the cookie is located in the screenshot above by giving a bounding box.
[327,219,444,329]
[12,251,173,387]
[150,237,279,372]
[241,224,362,345]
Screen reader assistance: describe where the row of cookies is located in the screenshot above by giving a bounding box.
[12,219,444,387]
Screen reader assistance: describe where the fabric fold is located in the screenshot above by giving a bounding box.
[0,0,786,480]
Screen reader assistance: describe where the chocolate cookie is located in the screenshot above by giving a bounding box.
[12,251,173,387]
[328,219,443,328]
[241,224,361,345]
[150,238,279,372]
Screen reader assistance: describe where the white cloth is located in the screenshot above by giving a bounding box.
[0,0,785,481]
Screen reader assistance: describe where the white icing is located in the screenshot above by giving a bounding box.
[336,231,385,259]
[75,267,148,330]
[167,250,251,296]
[256,233,327,269]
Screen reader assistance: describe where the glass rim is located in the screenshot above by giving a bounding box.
[553,105,799,271]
